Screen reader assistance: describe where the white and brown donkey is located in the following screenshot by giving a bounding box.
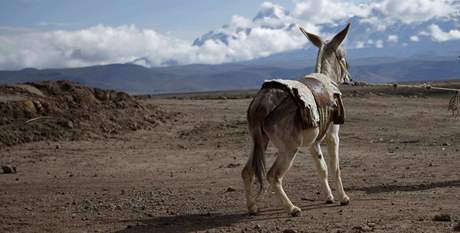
[242,23,352,217]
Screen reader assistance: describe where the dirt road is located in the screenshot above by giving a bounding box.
[1,90,459,232]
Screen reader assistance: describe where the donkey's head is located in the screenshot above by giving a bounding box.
[299,23,351,84]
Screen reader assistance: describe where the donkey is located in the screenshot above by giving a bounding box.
[242,23,352,217]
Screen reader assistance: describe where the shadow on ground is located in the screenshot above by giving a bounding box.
[114,202,343,233]
[115,212,249,233]
[348,179,460,194]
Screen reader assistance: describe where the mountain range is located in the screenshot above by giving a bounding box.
[0,54,459,94]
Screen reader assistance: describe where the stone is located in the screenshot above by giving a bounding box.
[226,187,236,192]
[433,214,451,222]
[1,165,17,174]
[283,229,297,233]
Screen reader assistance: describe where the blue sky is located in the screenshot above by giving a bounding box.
[0,0,294,40]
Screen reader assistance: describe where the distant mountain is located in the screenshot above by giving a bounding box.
[1,57,459,94]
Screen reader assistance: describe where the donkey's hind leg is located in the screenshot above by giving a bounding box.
[325,124,350,205]
[242,162,257,214]
[242,133,269,214]
[267,148,301,216]
[309,142,334,203]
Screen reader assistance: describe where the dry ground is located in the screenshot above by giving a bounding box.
[1,87,460,233]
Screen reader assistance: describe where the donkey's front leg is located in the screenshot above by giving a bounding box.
[326,124,350,205]
[267,150,301,217]
[309,142,334,203]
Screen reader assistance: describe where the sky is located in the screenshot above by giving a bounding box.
[0,0,459,69]
[0,0,293,40]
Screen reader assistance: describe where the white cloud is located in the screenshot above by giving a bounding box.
[375,39,384,48]
[0,23,309,69]
[253,2,294,29]
[293,0,372,25]
[425,24,460,42]
[0,25,197,69]
[359,0,459,30]
[292,0,458,28]
[387,34,398,42]
[376,0,459,24]
[410,35,420,42]
[231,15,253,28]
[355,41,366,48]
[359,16,389,31]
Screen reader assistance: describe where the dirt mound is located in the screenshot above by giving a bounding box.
[0,80,172,147]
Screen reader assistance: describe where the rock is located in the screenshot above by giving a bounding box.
[23,100,37,113]
[226,187,236,192]
[254,224,262,231]
[65,120,74,129]
[226,163,240,168]
[33,101,44,113]
[1,165,17,174]
[352,225,373,232]
[283,229,297,233]
[433,213,451,222]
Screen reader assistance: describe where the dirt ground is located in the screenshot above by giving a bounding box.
[1,85,460,233]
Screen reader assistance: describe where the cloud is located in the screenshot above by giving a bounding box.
[231,15,253,28]
[376,0,459,24]
[410,35,420,42]
[387,34,398,43]
[359,0,459,31]
[424,24,460,42]
[0,23,307,69]
[355,41,366,48]
[254,2,293,29]
[0,25,198,69]
[375,40,384,48]
[292,0,372,25]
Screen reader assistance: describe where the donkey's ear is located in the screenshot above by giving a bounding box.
[299,26,323,48]
[329,22,351,50]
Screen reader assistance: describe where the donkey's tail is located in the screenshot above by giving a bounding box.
[249,122,269,193]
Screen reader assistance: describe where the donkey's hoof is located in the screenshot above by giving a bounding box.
[290,206,302,217]
[325,195,335,204]
[340,196,350,206]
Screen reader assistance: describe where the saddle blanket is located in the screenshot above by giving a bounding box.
[263,79,320,124]
[263,74,342,131]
